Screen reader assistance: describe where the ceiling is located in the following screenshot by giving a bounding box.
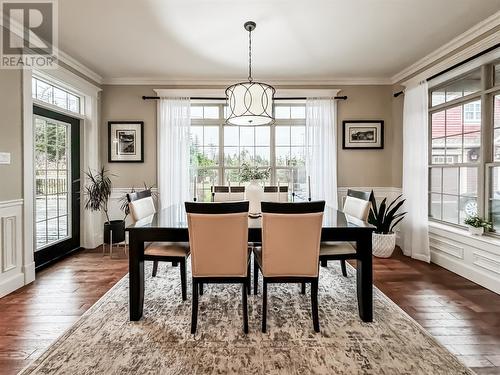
[58,0,500,83]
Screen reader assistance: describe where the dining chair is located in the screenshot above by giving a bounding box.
[212,186,245,202]
[262,186,289,202]
[254,200,325,333]
[319,189,373,277]
[127,190,190,301]
[185,201,251,334]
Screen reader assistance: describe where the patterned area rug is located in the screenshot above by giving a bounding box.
[20,262,473,374]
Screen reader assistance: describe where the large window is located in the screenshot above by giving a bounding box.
[191,103,306,202]
[429,59,500,231]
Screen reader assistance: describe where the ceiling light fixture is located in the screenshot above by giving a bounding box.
[225,21,275,126]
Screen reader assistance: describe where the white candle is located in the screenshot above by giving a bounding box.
[228,179,231,197]
[308,175,311,201]
[291,169,295,194]
[277,180,280,201]
[193,174,197,201]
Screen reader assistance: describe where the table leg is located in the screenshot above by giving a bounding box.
[356,234,373,322]
[129,233,144,321]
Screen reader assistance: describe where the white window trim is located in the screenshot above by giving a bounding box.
[23,66,102,278]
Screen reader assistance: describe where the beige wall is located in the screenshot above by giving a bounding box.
[0,69,23,201]
[101,84,403,189]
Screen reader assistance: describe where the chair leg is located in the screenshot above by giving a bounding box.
[242,282,248,334]
[253,257,259,295]
[321,259,328,268]
[340,260,348,277]
[262,279,268,333]
[180,260,187,301]
[199,283,204,296]
[191,280,199,334]
[152,261,159,277]
[301,282,306,295]
[247,260,251,295]
[311,278,320,333]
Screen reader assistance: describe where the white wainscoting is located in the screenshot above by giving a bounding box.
[0,199,26,298]
[430,222,500,295]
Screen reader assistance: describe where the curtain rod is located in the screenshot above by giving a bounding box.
[393,43,499,98]
[142,95,348,101]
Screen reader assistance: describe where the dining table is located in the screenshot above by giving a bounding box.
[127,204,375,322]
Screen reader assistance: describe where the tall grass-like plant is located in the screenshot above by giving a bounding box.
[368,192,407,234]
[84,167,113,223]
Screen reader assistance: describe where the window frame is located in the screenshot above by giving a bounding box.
[428,59,500,234]
[190,102,307,201]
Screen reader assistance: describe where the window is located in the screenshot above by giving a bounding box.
[191,103,307,201]
[429,58,500,231]
[32,77,81,114]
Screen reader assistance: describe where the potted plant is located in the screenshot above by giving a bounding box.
[464,215,492,236]
[368,193,407,258]
[83,167,125,246]
[239,163,270,216]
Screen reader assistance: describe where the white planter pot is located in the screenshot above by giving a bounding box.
[372,232,396,258]
[468,226,484,236]
[244,180,264,215]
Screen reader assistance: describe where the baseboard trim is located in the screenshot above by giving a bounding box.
[0,273,25,298]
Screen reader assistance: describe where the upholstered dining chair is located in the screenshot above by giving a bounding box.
[254,200,325,333]
[262,186,289,202]
[185,201,251,334]
[212,186,245,202]
[127,190,190,301]
[319,189,373,277]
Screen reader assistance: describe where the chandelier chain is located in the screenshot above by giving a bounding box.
[248,28,252,82]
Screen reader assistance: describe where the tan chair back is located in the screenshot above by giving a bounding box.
[261,201,324,277]
[186,202,249,277]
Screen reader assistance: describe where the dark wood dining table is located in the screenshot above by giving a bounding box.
[127,204,374,322]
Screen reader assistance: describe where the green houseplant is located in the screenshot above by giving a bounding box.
[464,215,492,236]
[84,167,125,245]
[368,192,407,258]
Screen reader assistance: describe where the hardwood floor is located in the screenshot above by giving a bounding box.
[0,247,499,374]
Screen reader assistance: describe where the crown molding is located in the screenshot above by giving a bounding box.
[391,11,500,85]
[57,50,104,85]
[102,76,392,86]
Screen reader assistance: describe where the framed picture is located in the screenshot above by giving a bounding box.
[342,120,384,149]
[108,121,144,162]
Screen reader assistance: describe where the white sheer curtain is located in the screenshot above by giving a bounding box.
[305,98,338,208]
[402,82,430,262]
[157,98,191,210]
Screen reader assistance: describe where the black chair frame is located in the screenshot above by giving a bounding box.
[254,201,325,333]
[185,201,251,334]
[320,189,373,277]
[127,190,186,300]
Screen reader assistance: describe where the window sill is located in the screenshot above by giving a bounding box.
[429,221,500,247]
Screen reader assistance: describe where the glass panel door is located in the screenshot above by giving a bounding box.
[34,115,71,249]
[33,106,80,268]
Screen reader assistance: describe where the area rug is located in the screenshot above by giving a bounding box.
[19,262,473,374]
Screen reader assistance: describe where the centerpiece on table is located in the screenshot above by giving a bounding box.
[239,163,270,217]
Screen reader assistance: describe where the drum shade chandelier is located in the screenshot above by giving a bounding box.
[225,21,275,126]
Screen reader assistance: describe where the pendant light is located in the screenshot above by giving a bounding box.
[225,21,275,126]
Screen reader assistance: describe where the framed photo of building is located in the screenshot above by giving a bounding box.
[108,121,144,162]
[342,120,384,149]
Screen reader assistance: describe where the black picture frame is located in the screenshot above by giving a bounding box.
[342,120,384,150]
[108,121,144,162]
